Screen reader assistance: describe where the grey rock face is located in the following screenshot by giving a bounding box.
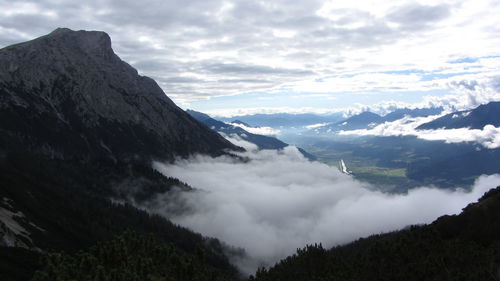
[0,28,237,162]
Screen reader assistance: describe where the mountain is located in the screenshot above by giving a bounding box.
[313,111,382,133]
[251,185,500,281]
[340,111,383,129]
[0,28,236,164]
[417,101,500,130]
[231,119,252,127]
[309,107,443,135]
[218,113,344,128]
[187,109,316,160]
[187,109,287,150]
[382,107,443,122]
[0,29,242,281]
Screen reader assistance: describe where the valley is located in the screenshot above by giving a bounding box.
[0,21,500,281]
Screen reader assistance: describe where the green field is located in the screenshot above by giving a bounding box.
[304,146,419,192]
[286,134,490,191]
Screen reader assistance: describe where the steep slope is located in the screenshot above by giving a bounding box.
[417,101,500,130]
[0,28,236,163]
[0,150,239,281]
[0,29,242,281]
[251,186,500,281]
[187,109,316,160]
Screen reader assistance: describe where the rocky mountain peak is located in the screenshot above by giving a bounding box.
[45,28,114,60]
[0,28,237,162]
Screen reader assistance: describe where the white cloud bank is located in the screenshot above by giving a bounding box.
[305,122,331,129]
[229,122,280,136]
[148,137,500,274]
[340,115,500,149]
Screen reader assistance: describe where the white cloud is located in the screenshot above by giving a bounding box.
[340,115,500,149]
[228,122,281,136]
[146,137,500,274]
[305,123,330,129]
[222,133,259,151]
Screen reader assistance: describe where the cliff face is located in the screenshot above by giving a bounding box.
[0,28,237,162]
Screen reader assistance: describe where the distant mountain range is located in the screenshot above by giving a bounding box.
[187,109,316,160]
[383,107,444,122]
[417,101,500,130]
[311,107,444,134]
[218,113,344,128]
[315,111,383,132]
[216,108,444,133]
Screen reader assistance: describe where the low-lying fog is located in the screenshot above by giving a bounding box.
[145,136,500,274]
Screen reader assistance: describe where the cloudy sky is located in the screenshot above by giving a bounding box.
[1,0,500,115]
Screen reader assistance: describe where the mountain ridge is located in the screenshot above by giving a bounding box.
[186,109,316,160]
[312,111,382,133]
[417,101,500,130]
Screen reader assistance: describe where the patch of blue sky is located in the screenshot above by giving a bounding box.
[321,70,425,79]
[448,57,479,64]
[480,55,500,59]
[420,71,481,81]
[381,69,426,75]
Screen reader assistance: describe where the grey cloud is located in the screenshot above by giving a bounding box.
[131,59,186,74]
[202,63,315,76]
[451,80,479,91]
[491,76,500,92]
[0,0,471,102]
[0,14,57,32]
[0,0,397,99]
[159,76,206,84]
[0,31,28,48]
[387,3,451,30]
[216,78,274,84]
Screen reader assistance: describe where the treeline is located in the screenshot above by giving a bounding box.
[32,231,235,281]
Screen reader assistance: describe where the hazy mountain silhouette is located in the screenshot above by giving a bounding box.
[417,101,500,130]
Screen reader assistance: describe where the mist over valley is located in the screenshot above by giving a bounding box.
[1,1,500,279]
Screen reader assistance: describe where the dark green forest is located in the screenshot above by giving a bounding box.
[32,231,235,281]
[0,136,240,281]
